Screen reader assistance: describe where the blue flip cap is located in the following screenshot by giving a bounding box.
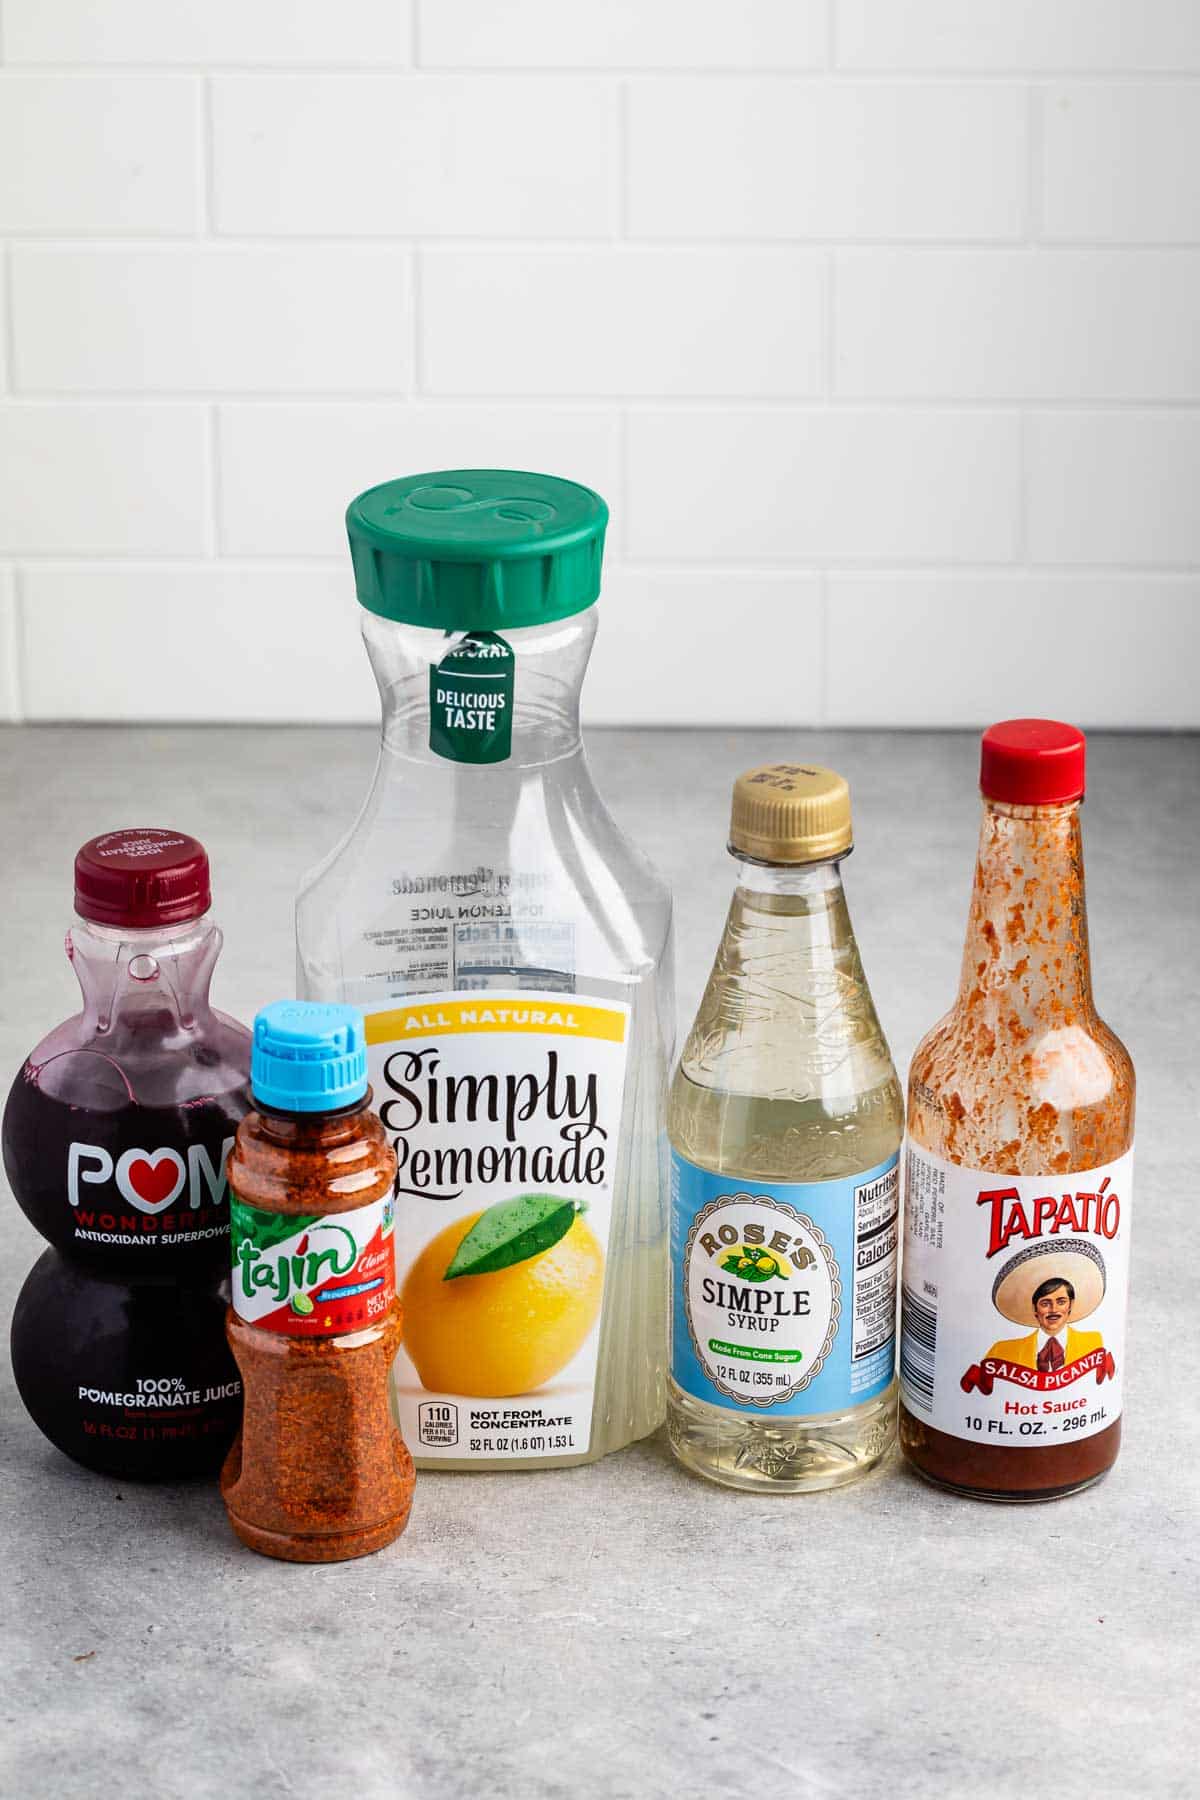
[251,1000,368,1114]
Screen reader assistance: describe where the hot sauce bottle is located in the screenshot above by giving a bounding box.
[221,1002,414,1561]
[899,721,1135,1501]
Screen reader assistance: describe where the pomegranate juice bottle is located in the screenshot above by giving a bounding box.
[3,829,252,1479]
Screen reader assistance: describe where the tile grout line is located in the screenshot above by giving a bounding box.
[5,393,1200,413]
[615,78,629,240]
[8,64,1200,81]
[1017,408,1030,568]
[11,563,27,723]
[617,408,631,559]
[197,74,215,235]
[817,570,830,728]
[411,249,423,395]
[205,405,220,558]
[0,241,13,392]
[1027,82,1044,244]
[9,233,1200,252]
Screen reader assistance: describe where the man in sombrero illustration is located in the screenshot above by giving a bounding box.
[985,1239,1108,1373]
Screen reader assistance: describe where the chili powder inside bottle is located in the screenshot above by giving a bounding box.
[898,721,1135,1501]
[221,1002,414,1561]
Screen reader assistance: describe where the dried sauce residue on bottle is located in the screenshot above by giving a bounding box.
[912,800,1132,1175]
[221,1003,414,1562]
[900,721,1134,1502]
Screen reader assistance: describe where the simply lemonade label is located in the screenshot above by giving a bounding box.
[230,1195,396,1336]
[671,1153,899,1415]
[365,993,630,1462]
[900,1143,1132,1449]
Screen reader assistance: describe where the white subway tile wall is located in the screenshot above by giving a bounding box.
[0,3,1197,726]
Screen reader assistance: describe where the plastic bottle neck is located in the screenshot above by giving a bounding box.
[362,608,595,771]
[68,913,221,1039]
[958,797,1094,1022]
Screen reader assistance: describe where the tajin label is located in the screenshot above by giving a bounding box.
[899,1143,1132,1448]
[671,1153,899,1416]
[230,1194,396,1336]
[429,630,515,764]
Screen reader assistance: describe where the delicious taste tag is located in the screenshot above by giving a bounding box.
[900,1143,1132,1449]
[429,630,515,764]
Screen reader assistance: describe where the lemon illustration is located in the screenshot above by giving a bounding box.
[401,1209,604,1397]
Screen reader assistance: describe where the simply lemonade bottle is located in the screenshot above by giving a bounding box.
[668,765,902,1492]
[297,471,674,1471]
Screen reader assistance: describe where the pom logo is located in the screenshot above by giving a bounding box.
[68,1140,234,1215]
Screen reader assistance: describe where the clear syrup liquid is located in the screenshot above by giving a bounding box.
[667,866,903,1493]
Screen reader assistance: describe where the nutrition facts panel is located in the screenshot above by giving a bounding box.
[851,1160,900,1378]
[360,915,576,992]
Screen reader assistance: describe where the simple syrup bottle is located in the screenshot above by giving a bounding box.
[668,765,902,1492]
[899,721,1134,1500]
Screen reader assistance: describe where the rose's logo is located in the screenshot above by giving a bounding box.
[719,1244,790,1285]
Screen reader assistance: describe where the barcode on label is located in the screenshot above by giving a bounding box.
[900,1285,937,1412]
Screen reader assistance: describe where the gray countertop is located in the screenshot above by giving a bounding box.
[1,726,1195,1800]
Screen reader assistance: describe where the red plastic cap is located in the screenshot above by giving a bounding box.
[980,719,1086,806]
[74,828,212,928]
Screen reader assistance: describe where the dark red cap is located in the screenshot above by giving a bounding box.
[980,719,1086,806]
[74,828,212,928]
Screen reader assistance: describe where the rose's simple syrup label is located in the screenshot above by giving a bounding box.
[230,1195,396,1336]
[365,992,630,1461]
[900,1143,1132,1448]
[670,1153,899,1415]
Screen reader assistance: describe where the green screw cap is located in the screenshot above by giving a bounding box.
[346,469,608,631]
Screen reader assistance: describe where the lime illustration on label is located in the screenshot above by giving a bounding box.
[900,1144,1131,1447]
[671,1154,899,1417]
[429,630,515,765]
[230,1194,396,1337]
[365,992,629,1460]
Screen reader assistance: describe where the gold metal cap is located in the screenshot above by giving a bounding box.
[729,763,853,864]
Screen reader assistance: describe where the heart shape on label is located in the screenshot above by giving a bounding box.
[116,1148,186,1215]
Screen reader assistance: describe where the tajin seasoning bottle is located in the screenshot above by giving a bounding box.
[668,765,903,1492]
[221,1002,414,1562]
[297,471,673,1472]
[4,828,250,1479]
[899,721,1135,1501]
